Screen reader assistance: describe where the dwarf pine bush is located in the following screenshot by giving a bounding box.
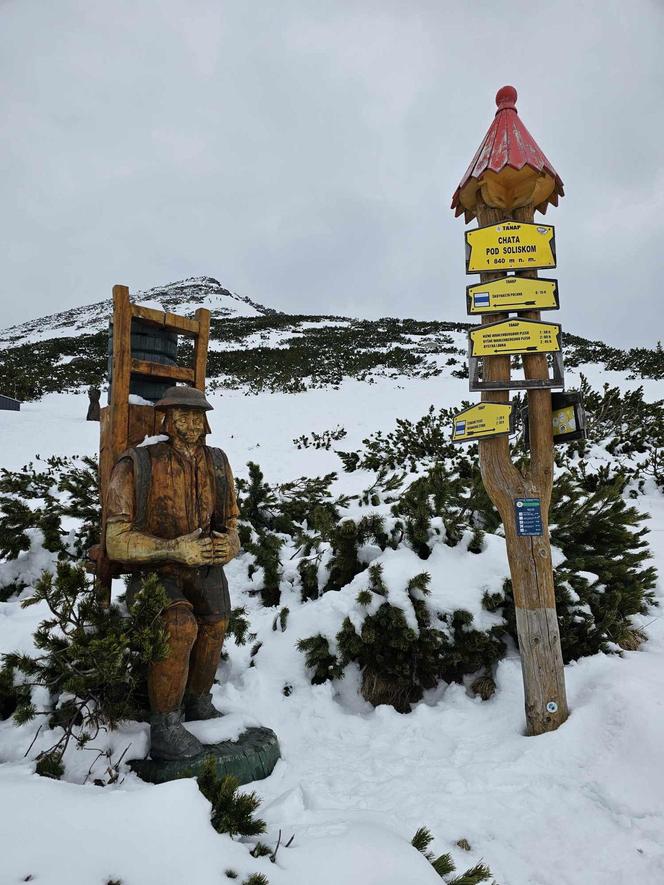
[411,826,495,883]
[292,385,658,710]
[0,455,100,598]
[1,565,169,776]
[196,758,266,838]
[1,381,658,723]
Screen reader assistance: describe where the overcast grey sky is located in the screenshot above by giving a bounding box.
[1,0,663,347]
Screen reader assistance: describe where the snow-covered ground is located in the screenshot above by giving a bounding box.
[1,366,663,884]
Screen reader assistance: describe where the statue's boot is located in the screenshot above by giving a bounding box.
[148,604,204,759]
[150,710,205,760]
[184,692,221,721]
[184,617,229,722]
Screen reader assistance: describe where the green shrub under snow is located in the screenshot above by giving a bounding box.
[0,384,659,719]
[0,564,169,778]
[0,455,100,599]
[248,383,658,709]
[411,826,495,883]
[299,565,505,713]
[4,308,664,403]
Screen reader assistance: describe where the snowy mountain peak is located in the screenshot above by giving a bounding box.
[133,276,279,320]
[0,277,279,350]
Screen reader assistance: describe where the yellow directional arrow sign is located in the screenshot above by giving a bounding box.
[469,318,562,357]
[452,402,513,443]
[465,222,556,273]
[466,277,559,315]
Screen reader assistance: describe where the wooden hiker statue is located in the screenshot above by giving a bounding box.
[105,385,241,760]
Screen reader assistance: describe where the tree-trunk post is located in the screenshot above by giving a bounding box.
[475,197,568,735]
[451,86,569,735]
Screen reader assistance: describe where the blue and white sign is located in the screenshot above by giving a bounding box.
[514,498,543,537]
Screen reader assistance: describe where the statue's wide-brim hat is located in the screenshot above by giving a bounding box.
[154,385,214,411]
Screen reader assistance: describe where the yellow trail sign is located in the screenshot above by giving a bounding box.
[469,318,562,357]
[466,277,559,315]
[452,402,513,443]
[465,222,556,273]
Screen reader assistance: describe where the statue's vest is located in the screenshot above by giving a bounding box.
[120,442,230,539]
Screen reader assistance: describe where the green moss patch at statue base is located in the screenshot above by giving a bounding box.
[130,726,280,786]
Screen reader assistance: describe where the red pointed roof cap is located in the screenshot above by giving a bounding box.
[451,86,564,222]
[495,85,518,110]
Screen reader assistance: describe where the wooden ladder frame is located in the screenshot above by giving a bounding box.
[94,284,211,602]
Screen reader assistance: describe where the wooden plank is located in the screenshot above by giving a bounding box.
[129,304,168,329]
[110,286,132,469]
[130,359,195,383]
[193,308,210,390]
[98,406,113,508]
[474,377,563,391]
[102,285,133,606]
[127,404,157,449]
[164,313,199,336]
[131,303,199,336]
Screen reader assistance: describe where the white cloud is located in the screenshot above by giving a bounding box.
[1,0,662,346]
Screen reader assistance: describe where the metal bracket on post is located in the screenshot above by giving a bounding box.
[469,351,564,392]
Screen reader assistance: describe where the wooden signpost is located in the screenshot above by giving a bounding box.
[451,85,570,735]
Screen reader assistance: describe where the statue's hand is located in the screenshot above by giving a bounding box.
[211,531,230,565]
[211,529,241,565]
[227,527,241,561]
[174,529,216,567]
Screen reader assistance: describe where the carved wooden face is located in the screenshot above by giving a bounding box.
[167,407,207,447]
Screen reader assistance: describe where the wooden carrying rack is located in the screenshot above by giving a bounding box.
[93,284,211,602]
